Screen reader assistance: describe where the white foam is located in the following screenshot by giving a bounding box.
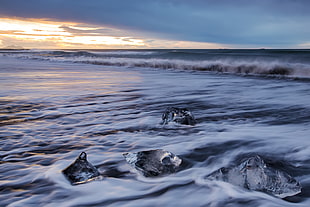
[1,50,310,79]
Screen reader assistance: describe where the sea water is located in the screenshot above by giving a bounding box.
[0,49,310,206]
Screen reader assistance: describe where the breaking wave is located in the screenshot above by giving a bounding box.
[77,57,309,77]
[1,49,310,79]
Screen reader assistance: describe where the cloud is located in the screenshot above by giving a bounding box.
[0,35,60,49]
[0,0,309,48]
[298,42,310,48]
[0,18,151,49]
[58,25,127,37]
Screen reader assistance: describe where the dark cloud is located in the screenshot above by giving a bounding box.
[0,0,309,47]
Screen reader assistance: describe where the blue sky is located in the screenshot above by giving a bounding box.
[0,0,309,49]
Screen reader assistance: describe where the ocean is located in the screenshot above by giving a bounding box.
[0,49,310,206]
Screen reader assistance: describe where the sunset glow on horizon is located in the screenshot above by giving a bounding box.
[0,17,231,50]
[0,17,227,49]
[0,17,148,49]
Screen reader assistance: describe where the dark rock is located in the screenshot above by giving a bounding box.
[207,155,302,198]
[123,149,182,177]
[62,152,102,185]
[162,107,196,125]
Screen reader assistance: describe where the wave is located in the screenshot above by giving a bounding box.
[1,49,310,79]
[56,56,310,78]
[92,50,157,56]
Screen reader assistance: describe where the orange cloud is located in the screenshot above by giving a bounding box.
[0,17,228,49]
[0,17,145,49]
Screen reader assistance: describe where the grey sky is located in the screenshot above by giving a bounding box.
[0,0,309,48]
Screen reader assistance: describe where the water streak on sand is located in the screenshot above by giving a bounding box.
[0,50,310,206]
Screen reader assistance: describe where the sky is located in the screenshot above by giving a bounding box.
[0,0,309,49]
